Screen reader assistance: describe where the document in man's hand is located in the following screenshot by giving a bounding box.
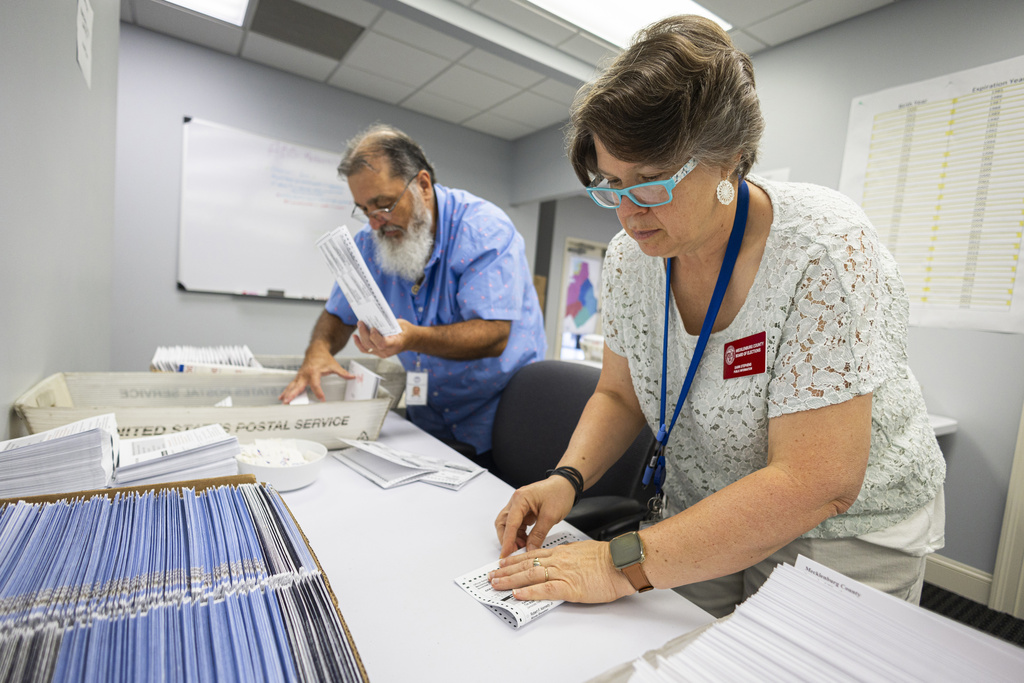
[454,528,587,629]
[333,439,484,490]
[317,227,402,336]
[344,361,382,401]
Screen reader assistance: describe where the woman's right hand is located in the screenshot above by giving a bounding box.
[495,475,577,558]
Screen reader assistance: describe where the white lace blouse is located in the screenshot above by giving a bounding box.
[602,175,945,538]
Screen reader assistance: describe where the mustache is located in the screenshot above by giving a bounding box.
[378,224,408,239]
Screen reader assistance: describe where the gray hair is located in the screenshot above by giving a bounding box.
[337,123,436,183]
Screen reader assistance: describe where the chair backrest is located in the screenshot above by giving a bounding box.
[491,360,653,503]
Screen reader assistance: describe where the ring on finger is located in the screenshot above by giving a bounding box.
[544,567,550,582]
[533,558,541,567]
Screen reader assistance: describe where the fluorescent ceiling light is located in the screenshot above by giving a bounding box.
[163,0,250,26]
[524,0,731,48]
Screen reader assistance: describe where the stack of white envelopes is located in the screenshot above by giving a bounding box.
[113,423,239,487]
[628,556,1024,682]
[0,413,116,497]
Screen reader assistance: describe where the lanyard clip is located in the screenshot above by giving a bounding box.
[653,452,666,489]
[642,433,666,488]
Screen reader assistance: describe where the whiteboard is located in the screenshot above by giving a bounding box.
[177,118,364,300]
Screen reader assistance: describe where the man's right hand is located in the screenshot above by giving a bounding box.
[278,350,355,403]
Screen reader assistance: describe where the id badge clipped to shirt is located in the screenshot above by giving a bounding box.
[406,371,428,406]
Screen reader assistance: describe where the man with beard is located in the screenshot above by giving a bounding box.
[280,125,547,467]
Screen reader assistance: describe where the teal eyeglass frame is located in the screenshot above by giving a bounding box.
[586,157,699,209]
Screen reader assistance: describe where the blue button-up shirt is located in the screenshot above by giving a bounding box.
[325,184,547,454]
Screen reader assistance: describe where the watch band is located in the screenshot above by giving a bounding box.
[622,562,653,593]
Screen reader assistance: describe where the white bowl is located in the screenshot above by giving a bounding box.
[236,438,328,491]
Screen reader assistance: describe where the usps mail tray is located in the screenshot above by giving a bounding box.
[14,371,392,447]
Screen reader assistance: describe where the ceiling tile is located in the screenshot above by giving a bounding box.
[401,90,482,124]
[746,0,892,46]
[240,32,339,81]
[421,64,523,110]
[461,112,534,140]
[342,31,452,88]
[487,90,569,129]
[132,0,244,55]
[529,78,579,107]
[250,0,363,61]
[373,11,472,61]
[457,48,545,89]
[293,0,382,27]
[727,29,768,55]
[471,0,577,47]
[699,0,809,27]
[556,32,618,67]
[327,64,417,104]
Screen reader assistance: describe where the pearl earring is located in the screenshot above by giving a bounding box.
[716,179,735,205]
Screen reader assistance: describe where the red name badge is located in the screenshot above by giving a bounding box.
[723,331,766,379]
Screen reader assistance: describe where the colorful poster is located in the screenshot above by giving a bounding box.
[557,238,607,361]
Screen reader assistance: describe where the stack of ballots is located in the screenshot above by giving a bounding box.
[0,413,116,498]
[626,556,1024,682]
[113,423,239,487]
[0,480,367,682]
[150,343,263,372]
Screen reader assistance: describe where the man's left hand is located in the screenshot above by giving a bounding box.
[352,319,416,358]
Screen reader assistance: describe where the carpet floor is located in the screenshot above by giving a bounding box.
[920,582,1024,647]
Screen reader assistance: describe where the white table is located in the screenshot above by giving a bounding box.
[928,413,958,437]
[282,412,715,683]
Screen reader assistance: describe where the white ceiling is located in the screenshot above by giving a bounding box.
[120,0,897,140]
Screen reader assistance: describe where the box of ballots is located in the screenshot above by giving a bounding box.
[256,355,407,407]
[0,475,369,683]
[14,371,393,448]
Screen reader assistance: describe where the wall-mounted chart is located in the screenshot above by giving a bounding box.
[839,55,1024,333]
[177,118,363,301]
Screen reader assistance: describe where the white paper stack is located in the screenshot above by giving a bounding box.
[317,227,402,336]
[333,438,485,490]
[114,423,240,486]
[0,414,116,497]
[628,556,1024,682]
[150,344,265,372]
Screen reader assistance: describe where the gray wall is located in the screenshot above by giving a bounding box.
[0,1,120,440]
[540,0,1024,575]
[113,23,539,370]
[3,0,1021,578]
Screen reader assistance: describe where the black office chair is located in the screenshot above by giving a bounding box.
[491,360,655,541]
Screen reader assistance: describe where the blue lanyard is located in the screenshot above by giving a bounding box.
[642,179,750,494]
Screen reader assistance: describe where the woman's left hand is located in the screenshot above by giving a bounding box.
[487,540,637,603]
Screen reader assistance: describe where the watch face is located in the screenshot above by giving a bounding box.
[610,532,643,570]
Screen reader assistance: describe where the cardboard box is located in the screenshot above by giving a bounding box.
[14,371,392,448]
[0,474,369,683]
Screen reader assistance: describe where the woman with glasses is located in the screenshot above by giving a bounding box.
[490,15,945,616]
